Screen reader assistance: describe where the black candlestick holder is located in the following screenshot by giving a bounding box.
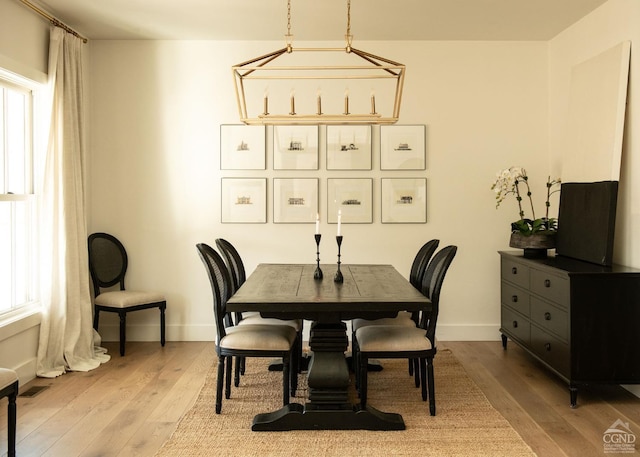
[314,234,323,280]
[334,235,343,283]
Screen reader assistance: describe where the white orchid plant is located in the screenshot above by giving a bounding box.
[491,166,561,236]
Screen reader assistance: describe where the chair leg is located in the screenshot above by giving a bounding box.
[427,356,436,416]
[240,357,246,375]
[420,358,427,401]
[7,381,17,457]
[359,354,368,408]
[225,356,232,399]
[352,338,360,391]
[93,308,100,330]
[290,345,298,397]
[118,311,127,356]
[216,356,225,414]
[234,357,241,387]
[283,355,290,406]
[160,304,166,346]
[414,358,421,387]
[408,358,413,376]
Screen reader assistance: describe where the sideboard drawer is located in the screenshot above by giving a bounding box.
[501,258,529,289]
[501,306,530,345]
[501,281,530,317]
[531,326,570,377]
[530,268,569,306]
[531,297,568,341]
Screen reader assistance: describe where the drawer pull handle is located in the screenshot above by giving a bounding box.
[544,312,551,321]
[512,320,518,328]
[544,279,551,288]
[511,295,518,303]
[512,267,518,275]
[545,343,551,351]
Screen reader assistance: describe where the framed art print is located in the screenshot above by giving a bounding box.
[380,124,426,170]
[326,125,372,170]
[220,125,266,170]
[381,178,427,223]
[221,178,267,223]
[327,178,373,224]
[273,178,319,223]
[273,125,319,170]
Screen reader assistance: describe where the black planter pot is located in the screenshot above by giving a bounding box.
[509,232,556,258]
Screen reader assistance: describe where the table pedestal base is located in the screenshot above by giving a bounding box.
[251,403,405,431]
[252,321,405,431]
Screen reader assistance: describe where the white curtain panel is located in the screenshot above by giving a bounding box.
[36,26,110,378]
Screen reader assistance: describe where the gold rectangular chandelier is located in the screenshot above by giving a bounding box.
[232,0,406,125]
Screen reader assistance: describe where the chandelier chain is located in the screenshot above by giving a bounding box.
[287,0,291,37]
[346,0,351,37]
[285,0,293,51]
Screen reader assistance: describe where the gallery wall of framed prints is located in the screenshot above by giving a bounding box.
[218,123,427,225]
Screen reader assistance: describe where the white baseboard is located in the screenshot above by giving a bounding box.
[97,324,217,343]
[98,323,503,343]
[436,324,502,341]
[14,357,38,385]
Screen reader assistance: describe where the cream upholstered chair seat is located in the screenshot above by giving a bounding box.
[94,290,165,308]
[237,314,302,332]
[356,325,434,352]
[222,324,297,351]
[352,311,416,332]
[0,368,18,457]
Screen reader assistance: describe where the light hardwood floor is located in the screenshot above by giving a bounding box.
[1,340,639,456]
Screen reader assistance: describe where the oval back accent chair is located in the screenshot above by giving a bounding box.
[354,245,457,416]
[88,232,166,356]
[196,243,297,414]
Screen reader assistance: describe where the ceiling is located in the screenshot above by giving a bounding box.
[29,0,608,42]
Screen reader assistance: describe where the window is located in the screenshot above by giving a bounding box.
[0,75,39,316]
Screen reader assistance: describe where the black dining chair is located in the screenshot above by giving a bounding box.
[215,238,303,383]
[197,243,297,413]
[351,239,440,385]
[354,245,457,416]
[88,232,166,356]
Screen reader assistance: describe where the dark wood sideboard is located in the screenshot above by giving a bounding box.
[499,250,640,407]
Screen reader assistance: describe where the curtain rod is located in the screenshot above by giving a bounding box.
[19,0,88,43]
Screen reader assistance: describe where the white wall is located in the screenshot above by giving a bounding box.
[548,0,640,394]
[0,0,48,382]
[549,0,640,268]
[87,39,549,343]
[3,0,638,384]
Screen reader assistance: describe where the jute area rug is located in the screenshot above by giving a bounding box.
[156,349,536,457]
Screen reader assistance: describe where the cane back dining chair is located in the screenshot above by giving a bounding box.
[0,368,18,457]
[197,243,297,413]
[351,239,440,385]
[215,238,303,381]
[88,232,166,356]
[354,245,457,416]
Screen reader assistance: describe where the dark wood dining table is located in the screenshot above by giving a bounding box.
[226,263,430,431]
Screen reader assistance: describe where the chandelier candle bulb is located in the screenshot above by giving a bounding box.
[337,210,342,236]
[263,94,269,115]
[344,90,349,115]
[371,94,376,114]
[315,213,320,234]
[290,92,296,115]
[317,95,322,115]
